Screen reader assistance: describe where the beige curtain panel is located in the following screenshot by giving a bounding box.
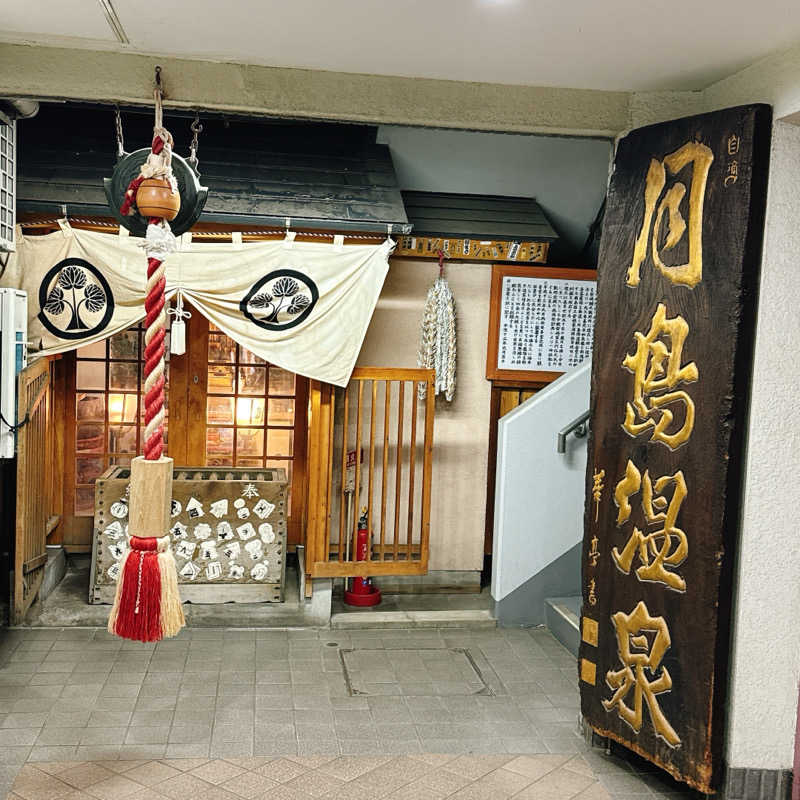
[6,222,394,386]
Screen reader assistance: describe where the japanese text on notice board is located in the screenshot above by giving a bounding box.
[497,276,596,372]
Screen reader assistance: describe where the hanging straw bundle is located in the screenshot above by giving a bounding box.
[417,252,456,402]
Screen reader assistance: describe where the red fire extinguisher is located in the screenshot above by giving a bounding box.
[344,509,382,607]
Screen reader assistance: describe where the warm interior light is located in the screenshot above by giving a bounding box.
[236,397,255,426]
[109,394,124,422]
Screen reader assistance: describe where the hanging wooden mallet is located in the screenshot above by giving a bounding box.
[108,67,185,642]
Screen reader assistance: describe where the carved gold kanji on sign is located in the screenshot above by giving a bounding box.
[603,601,681,747]
[612,459,688,592]
[621,303,698,450]
[627,141,714,289]
[592,469,606,522]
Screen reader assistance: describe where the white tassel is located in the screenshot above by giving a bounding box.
[167,291,191,356]
[157,546,185,638]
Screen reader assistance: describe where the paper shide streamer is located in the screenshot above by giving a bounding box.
[417,251,456,402]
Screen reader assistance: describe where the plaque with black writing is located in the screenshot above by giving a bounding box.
[579,105,771,792]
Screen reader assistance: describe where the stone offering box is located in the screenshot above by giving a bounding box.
[89,466,287,604]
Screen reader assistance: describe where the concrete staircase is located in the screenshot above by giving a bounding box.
[544,595,580,656]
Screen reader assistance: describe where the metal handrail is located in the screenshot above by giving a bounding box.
[557,409,590,453]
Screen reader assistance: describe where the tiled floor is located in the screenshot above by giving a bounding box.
[0,626,701,799]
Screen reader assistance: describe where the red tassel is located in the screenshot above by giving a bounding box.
[111,537,163,642]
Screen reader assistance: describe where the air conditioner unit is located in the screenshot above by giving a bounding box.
[0,289,27,459]
[0,110,15,253]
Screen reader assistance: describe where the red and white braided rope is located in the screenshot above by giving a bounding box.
[142,220,175,461]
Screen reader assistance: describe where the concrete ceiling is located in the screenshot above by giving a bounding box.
[2,0,799,92]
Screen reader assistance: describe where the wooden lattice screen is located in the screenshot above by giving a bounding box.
[13,357,58,623]
[305,368,435,579]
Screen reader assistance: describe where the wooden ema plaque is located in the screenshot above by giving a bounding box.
[90,466,287,604]
[579,105,771,792]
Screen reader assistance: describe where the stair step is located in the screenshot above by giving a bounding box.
[331,609,497,629]
[545,596,581,657]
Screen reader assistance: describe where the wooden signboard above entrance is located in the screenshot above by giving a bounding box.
[486,265,597,384]
[395,235,549,263]
[579,105,771,793]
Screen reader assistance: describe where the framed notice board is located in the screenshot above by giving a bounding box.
[486,265,597,384]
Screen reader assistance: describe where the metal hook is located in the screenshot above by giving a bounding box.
[114,105,125,160]
[154,65,162,88]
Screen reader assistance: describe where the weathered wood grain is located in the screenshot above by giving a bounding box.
[579,105,771,793]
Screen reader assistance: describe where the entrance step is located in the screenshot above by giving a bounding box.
[545,595,580,656]
[331,609,497,629]
[23,557,332,628]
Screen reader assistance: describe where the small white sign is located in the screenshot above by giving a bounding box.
[258,523,275,544]
[236,522,256,540]
[251,561,269,581]
[180,561,201,580]
[216,521,234,541]
[110,501,128,519]
[186,497,204,518]
[205,561,222,580]
[228,563,245,579]
[222,541,241,560]
[253,499,275,519]
[210,499,228,518]
[245,539,263,561]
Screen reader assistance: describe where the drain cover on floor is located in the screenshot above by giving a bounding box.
[340,647,492,696]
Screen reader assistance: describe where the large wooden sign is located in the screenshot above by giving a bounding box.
[579,105,771,793]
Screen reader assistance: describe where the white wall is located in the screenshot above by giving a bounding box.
[357,257,492,572]
[377,126,612,253]
[692,59,800,771]
[491,361,590,601]
[722,120,800,770]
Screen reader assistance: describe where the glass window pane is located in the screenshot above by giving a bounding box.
[76,340,105,359]
[208,365,235,394]
[109,425,137,454]
[76,422,104,454]
[76,457,105,484]
[266,459,292,484]
[236,397,265,426]
[206,427,233,463]
[208,333,237,363]
[109,362,138,391]
[268,398,294,426]
[267,429,293,457]
[76,392,105,422]
[109,456,132,467]
[207,396,234,425]
[239,348,266,366]
[109,330,139,360]
[237,428,264,459]
[75,487,95,516]
[237,457,263,468]
[268,368,295,396]
[76,361,105,391]
[238,366,266,396]
[109,393,138,424]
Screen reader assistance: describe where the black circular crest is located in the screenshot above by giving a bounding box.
[103,148,208,238]
[37,258,115,340]
[240,269,319,331]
